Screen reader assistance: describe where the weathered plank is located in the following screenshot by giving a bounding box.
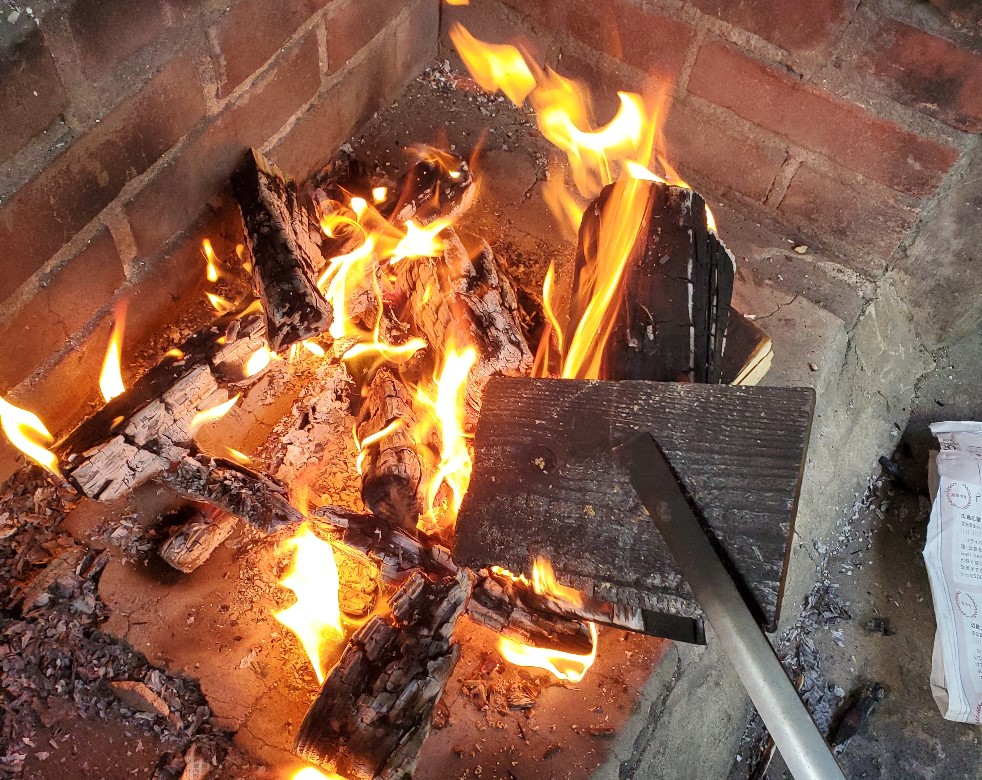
[454,378,815,639]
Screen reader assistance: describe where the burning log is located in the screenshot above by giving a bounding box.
[568,181,735,383]
[294,568,470,780]
[159,505,238,573]
[355,368,428,532]
[384,150,477,226]
[396,228,532,424]
[311,506,596,655]
[231,148,332,351]
[455,377,815,642]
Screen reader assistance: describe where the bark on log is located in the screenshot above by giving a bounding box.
[231,148,332,351]
[395,228,532,425]
[160,505,238,573]
[354,368,428,533]
[455,377,815,641]
[294,568,471,780]
[568,181,735,383]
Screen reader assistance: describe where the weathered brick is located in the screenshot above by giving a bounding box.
[271,38,386,179]
[777,163,918,265]
[70,0,167,80]
[393,0,438,91]
[688,39,958,197]
[0,25,67,164]
[125,32,320,255]
[326,0,404,73]
[210,0,317,97]
[665,101,787,202]
[690,0,848,65]
[863,21,982,133]
[0,229,124,392]
[0,53,205,303]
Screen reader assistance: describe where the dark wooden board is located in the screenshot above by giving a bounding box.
[454,378,815,640]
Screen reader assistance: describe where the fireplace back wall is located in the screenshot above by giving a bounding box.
[1,0,980,472]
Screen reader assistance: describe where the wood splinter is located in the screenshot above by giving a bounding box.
[294,568,471,780]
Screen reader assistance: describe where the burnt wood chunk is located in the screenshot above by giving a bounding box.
[159,506,238,573]
[294,569,470,780]
[454,378,815,641]
[356,368,427,532]
[385,151,477,226]
[232,148,332,351]
[569,181,735,383]
[396,229,532,425]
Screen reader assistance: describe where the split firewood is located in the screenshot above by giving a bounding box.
[159,505,238,574]
[568,181,735,383]
[395,228,532,424]
[355,367,428,532]
[294,568,471,780]
[231,148,332,351]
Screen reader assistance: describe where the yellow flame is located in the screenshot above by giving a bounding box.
[371,186,388,203]
[206,292,233,314]
[449,23,536,105]
[222,446,251,464]
[705,204,717,233]
[531,557,584,607]
[244,347,272,377]
[201,238,220,283]
[389,219,452,265]
[164,348,185,360]
[0,398,61,477]
[302,340,326,357]
[414,347,477,535]
[292,768,347,780]
[499,622,598,683]
[318,237,377,340]
[189,394,240,436]
[274,524,343,683]
[99,307,126,402]
[354,419,403,476]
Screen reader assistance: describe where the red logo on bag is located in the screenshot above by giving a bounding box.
[945,481,973,509]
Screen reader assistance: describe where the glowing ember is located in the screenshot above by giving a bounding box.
[273,524,343,683]
[292,768,346,780]
[99,306,126,402]
[188,394,240,436]
[201,238,220,282]
[243,346,272,377]
[0,397,61,477]
[371,185,388,203]
[499,621,598,683]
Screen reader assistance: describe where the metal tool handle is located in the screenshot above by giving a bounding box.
[614,433,846,780]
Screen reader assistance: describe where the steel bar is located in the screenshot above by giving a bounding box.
[614,432,846,780]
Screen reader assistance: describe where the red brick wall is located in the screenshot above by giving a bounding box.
[0,0,438,451]
[441,0,981,280]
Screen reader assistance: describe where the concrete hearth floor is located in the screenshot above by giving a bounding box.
[5,65,977,780]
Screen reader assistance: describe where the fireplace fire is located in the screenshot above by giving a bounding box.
[2,0,980,778]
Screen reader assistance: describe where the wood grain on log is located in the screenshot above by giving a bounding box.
[568,181,735,383]
[355,368,428,533]
[231,148,332,351]
[294,569,470,780]
[395,229,532,425]
[455,377,815,640]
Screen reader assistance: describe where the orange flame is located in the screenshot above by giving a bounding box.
[499,622,598,683]
[448,23,535,105]
[243,347,272,377]
[188,394,240,436]
[206,292,233,314]
[0,398,61,477]
[292,768,347,780]
[201,238,220,283]
[99,306,126,402]
[413,346,477,535]
[389,219,452,265]
[273,524,343,683]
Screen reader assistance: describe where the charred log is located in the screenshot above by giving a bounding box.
[294,569,470,780]
[568,181,735,383]
[384,149,477,226]
[159,505,238,574]
[395,228,532,425]
[231,148,332,351]
[355,368,428,533]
